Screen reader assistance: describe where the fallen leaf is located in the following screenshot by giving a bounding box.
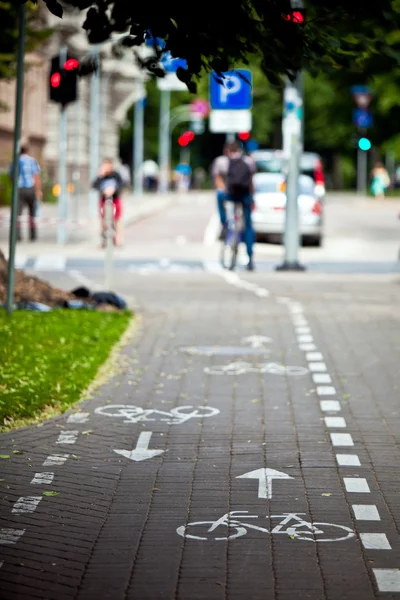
[152,488,160,491]
[82,431,93,435]
[0,455,10,459]
[252,399,260,403]
[43,491,60,497]
[322,493,332,497]
[12,450,24,455]
[72,455,79,459]
[289,534,296,539]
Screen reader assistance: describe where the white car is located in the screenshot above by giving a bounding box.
[252,173,323,246]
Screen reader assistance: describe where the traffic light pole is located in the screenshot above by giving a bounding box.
[357,127,368,195]
[89,46,100,216]
[6,3,26,314]
[133,94,145,197]
[57,45,68,245]
[158,89,171,193]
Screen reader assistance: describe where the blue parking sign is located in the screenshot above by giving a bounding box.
[210,70,252,110]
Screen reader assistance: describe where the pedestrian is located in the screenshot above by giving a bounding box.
[118,162,131,189]
[211,143,230,239]
[213,140,256,271]
[92,159,124,247]
[9,143,42,242]
[142,160,159,191]
[174,162,192,192]
[371,162,390,199]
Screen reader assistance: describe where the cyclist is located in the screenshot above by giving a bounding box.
[92,159,124,247]
[213,141,256,271]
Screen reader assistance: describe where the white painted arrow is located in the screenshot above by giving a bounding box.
[114,432,164,462]
[236,468,294,499]
[242,335,272,348]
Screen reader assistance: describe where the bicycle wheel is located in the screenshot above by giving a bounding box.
[177,521,247,541]
[292,522,355,543]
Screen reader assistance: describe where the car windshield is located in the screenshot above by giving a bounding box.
[254,176,315,196]
[254,179,282,193]
[255,159,283,174]
[255,153,320,176]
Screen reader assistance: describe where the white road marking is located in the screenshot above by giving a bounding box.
[67,270,102,291]
[360,533,391,550]
[336,455,361,466]
[331,433,354,446]
[175,235,187,246]
[15,255,28,269]
[34,255,66,271]
[306,352,324,361]
[56,431,79,444]
[43,454,69,466]
[296,327,311,334]
[308,362,327,372]
[313,374,333,384]
[236,468,294,499]
[299,344,317,351]
[373,569,400,592]
[203,213,220,246]
[291,317,308,327]
[297,335,314,344]
[67,412,89,424]
[241,335,272,348]
[114,432,164,462]
[325,417,347,428]
[159,258,170,268]
[31,472,54,485]
[0,529,25,545]
[343,477,370,493]
[12,496,42,514]
[352,505,381,521]
[317,386,337,396]
[320,400,341,412]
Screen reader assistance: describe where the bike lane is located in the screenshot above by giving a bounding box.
[0,270,399,598]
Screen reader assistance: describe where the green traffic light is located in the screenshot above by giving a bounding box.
[358,137,371,151]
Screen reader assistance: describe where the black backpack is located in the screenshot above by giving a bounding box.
[226,157,252,197]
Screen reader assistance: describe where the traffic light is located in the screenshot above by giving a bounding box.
[358,137,372,151]
[49,54,79,107]
[178,131,195,147]
[238,131,251,141]
[283,9,305,24]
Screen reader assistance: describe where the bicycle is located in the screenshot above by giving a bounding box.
[94,404,220,425]
[204,361,309,377]
[220,201,244,271]
[177,511,354,543]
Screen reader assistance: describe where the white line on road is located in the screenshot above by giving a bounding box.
[325,417,347,428]
[299,343,317,351]
[360,533,391,550]
[296,327,311,334]
[343,477,370,493]
[352,505,381,520]
[34,255,66,271]
[336,455,361,466]
[56,431,79,445]
[306,352,324,361]
[331,433,354,446]
[67,270,102,291]
[43,454,69,466]
[297,335,314,344]
[373,569,400,592]
[308,362,327,372]
[12,496,42,514]
[320,400,341,412]
[203,213,220,246]
[313,374,333,384]
[67,412,89,424]
[31,472,54,485]
[0,529,25,545]
[317,386,337,396]
[175,235,187,246]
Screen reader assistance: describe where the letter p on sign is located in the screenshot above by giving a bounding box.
[210,69,253,110]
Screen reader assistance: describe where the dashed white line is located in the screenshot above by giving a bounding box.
[309,362,327,372]
[43,454,69,466]
[331,433,354,447]
[67,412,89,424]
[343,477,370,493]
[313,374,333,384]
[0,529,25,545]
[373,569,400,592]
[325,417,347,428]
[352,505,381,521]
[320,400,341,412]
[336,454,361,467]
[203,213,220,246]
[299,343,317,351]
[12,496,42,514]
[296,327,311,334]
[297,335,314,344]
[306,352,324,361]
[34,255,66,272]
[56,431,78,445]
[360,533,391,550]
[31,472,54,485]
[317,386,337,396]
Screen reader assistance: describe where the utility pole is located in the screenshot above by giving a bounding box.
[158,89,171,193]
[133,86,145,197]
[6,3,26,314]
[88,46,100,216]
[57,45,68,245]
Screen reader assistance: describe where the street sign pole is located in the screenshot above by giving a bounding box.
[89,46,100,217]
[57,44,68,245]
[133,95,144,197]
[357,144,368,196]
[6,3,26,315]
[158,89,171,193]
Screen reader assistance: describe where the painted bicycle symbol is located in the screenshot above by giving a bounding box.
[204,361,308,376]
[177,511,354,543]
[94,404,220,425]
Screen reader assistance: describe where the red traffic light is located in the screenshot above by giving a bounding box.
[178,131,195,147]
[238,131,251,141]
[50,72,61,88]
[64,58,79,71]
[283,10,305,23]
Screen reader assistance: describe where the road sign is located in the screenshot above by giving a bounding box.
[236,468,294,499]
[246,140,259,152]
[351,85,372,108]
[190,98,210,117]
[157,72,187,91]
[353,108,373,128]
[209,109,252,133]
[210,70,252,110]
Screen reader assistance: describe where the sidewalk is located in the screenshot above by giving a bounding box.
[1,267,400,598]
[0,191,177,259]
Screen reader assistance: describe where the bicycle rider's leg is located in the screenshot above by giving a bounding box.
[242,195,255,268]
[114,198,123,246]
[99,198,106,246]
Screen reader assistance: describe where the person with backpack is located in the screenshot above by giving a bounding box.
[213,140,256,270]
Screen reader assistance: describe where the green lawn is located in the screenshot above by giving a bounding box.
[0,309,132,430]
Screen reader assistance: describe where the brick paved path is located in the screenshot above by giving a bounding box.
[1,269,400,599]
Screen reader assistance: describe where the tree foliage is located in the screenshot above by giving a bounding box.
[21,0,400,88]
